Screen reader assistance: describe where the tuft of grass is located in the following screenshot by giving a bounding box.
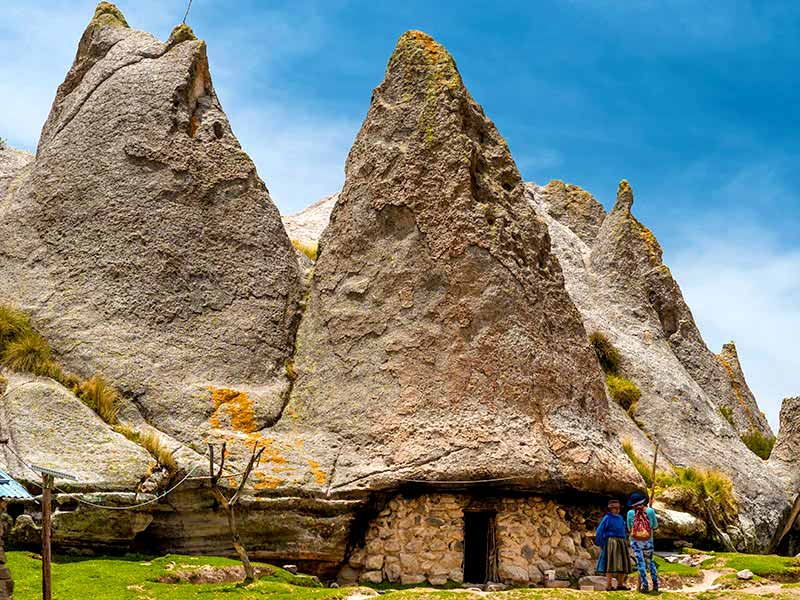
[291,239,319,262]
[0,304,31,350]
[740,429,775,460]
[1,330,52,375]
[622,438,654,487]
[606,373,641,411]
[659,466,738,527]
[0,374,7,395]
[115,425,177,474]
[719,406,735,427]
[78,375,119,425]
[589,331,621,374]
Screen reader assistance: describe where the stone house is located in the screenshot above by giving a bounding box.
[339,492,600,587]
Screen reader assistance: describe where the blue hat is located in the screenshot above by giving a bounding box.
[628,492,648,507]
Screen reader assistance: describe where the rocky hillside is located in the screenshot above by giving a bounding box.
[0,1,798,579]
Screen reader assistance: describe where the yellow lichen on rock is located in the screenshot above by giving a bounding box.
[307,459,326,485]
[209,387,257,433]
[717,356,756,427]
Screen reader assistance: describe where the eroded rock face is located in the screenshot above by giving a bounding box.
[771,397,800,485]
[0,4,301,445]
[282,31,639,496]
[528,180,789,550]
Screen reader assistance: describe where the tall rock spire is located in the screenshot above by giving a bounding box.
[0,3,301,443]
[284,31,639,495]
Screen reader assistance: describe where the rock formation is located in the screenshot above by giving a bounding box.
[0,1,798,586]
[0,3,302,446]
[281,30,639,497]
[528,179,787,549]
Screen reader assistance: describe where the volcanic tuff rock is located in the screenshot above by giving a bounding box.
[0,3,301,445]
[280,30,639,496]
[528,180,788,550]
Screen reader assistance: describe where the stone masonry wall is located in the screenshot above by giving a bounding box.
[339,493,600,587]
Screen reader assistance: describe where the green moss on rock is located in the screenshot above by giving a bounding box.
[91,2,129,28]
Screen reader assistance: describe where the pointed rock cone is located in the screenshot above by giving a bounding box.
[0,4,301,443]
[285,31,639,495]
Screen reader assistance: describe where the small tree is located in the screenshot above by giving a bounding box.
[208,441,264,583]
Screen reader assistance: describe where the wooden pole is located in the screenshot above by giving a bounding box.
[41,473,53,600]
[649,445,659,507]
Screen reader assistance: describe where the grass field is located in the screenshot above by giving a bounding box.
[7,551,800,600]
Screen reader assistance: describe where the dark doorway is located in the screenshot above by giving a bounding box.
[463,511,497,584]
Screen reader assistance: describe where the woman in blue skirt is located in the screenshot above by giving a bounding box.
[595,498,631,591]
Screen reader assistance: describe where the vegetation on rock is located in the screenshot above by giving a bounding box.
[589,331,622,374]
[660,467,738,528]
[77,375,119,425]
[622,439,655,487]
[606,374,642,411]
[720,406,735,427]
[589,331,642,412]
[740,429,776,460]
[113,425,177,473]
[291,238,319,261]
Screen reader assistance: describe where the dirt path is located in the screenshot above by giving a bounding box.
[678,569,726,593]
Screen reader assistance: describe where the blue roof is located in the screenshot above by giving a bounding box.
[0,468,33,500]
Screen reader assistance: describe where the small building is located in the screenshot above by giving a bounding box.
[340,492,602,587]
[0,468,33,600]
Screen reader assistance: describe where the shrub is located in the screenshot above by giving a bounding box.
[622,439,654,487]
[720,406,735,427]
[1,331,52,375]
[740,429,775,460]
[291,239,318,262]
[606,373,641,411]
[78,375,119,425]
[659,466,738,527]
[589,331,621,374]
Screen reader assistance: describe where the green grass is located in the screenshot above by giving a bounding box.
[7,551,800,600]
[653,555,700,577]
[589,331,621,375]
[709,552,800,578]
[606,374,641,411]
[622,438,654,487]
[740,429,776,460]
[1,330,52,375]
[7,552,361,600]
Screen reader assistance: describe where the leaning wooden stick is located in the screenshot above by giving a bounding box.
[649,444,659,506]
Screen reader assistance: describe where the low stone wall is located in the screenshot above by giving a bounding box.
[339,493,600,586]
[0,501,13,600]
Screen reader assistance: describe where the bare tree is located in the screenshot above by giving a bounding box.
[208,441,264,583]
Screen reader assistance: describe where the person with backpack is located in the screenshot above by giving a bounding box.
[595,498,631,591]
[627,492,659,593]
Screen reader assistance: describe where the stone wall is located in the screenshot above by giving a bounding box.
[339,493,600,587]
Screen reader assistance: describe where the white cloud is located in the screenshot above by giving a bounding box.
[669,225,800,432]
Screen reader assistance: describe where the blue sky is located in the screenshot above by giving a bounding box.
[1,1,797,428]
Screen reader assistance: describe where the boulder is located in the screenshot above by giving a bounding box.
[0,2,302,448]
[737,569,754,580]
[0,372,152,490]
[652,501,707,541]
[281,30,640,496]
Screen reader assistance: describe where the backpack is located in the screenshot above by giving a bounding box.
[631,507,652,541]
